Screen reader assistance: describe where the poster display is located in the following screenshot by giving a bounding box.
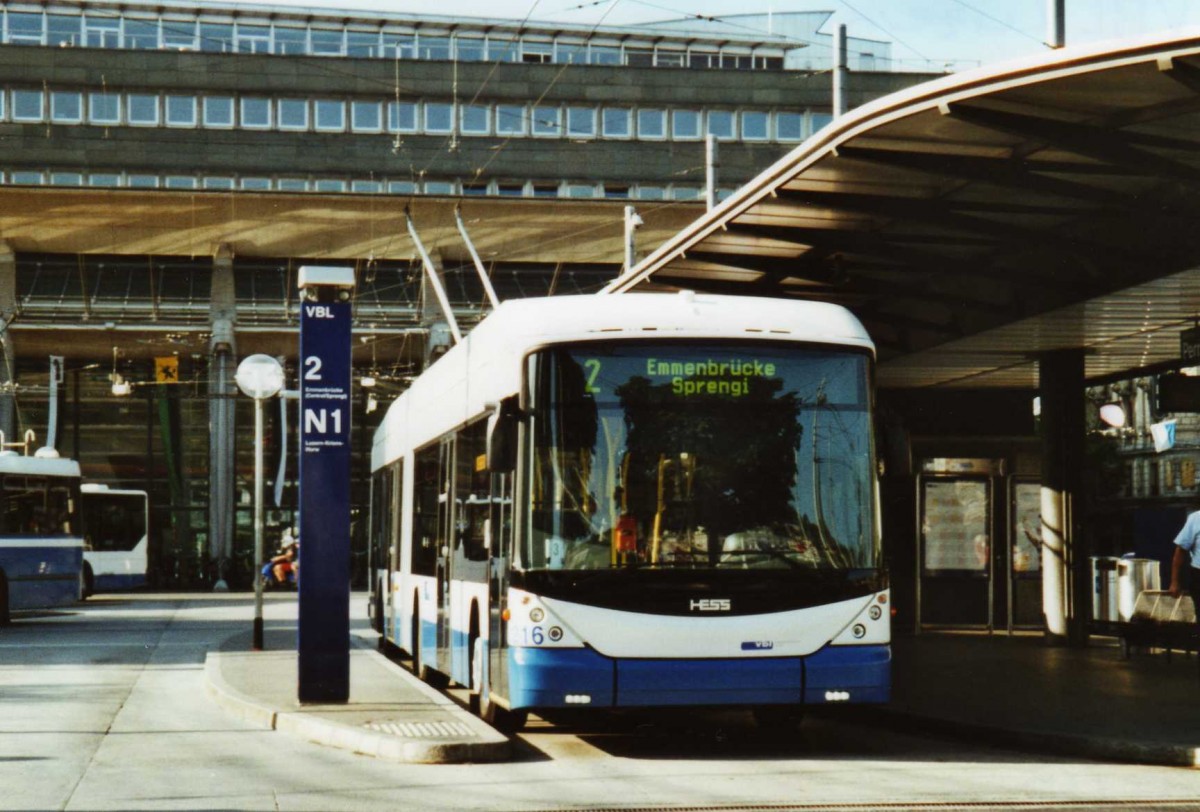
[922,479,989,573]
[1011,482,1042,573]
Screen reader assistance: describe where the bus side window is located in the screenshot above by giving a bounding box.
[457,419,489,562]
[412,445,440,576]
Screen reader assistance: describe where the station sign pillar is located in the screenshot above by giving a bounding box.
[297,265,355,703]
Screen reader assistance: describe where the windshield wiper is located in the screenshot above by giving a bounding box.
[717,548,804,570]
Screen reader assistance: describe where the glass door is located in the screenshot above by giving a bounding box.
[918,460,999,628]
[1008,478,1043,629]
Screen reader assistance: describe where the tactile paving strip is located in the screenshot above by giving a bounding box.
[363,720,478,739]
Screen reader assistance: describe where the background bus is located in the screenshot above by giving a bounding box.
[369,292,889,730]
[0,453,84,623]
[80,484,149,596]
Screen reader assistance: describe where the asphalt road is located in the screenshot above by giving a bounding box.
[4,593,1200,811]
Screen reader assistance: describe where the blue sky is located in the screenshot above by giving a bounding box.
[238,0,1200,70]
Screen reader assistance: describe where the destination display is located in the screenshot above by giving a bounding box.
[580,354,783,399]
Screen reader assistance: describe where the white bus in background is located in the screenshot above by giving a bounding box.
[80,484,149,595]
[368,292,890,731]
[0,453,84,623]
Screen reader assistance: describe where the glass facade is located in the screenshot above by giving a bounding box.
[0,4,792,70]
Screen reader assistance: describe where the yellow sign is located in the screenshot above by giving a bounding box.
[155,356,179,383]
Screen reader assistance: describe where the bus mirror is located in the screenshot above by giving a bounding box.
[486,396,519,471]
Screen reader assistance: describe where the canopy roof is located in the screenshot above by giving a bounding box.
[605,30,1200,388]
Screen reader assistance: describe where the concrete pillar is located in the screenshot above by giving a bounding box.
[0,242,15,443]
[209,244,237,575]
[1038,348,1086,644]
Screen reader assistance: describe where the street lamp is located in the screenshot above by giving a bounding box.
[235,353,285,651]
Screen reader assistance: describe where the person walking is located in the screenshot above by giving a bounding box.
[1168,511,1200,622]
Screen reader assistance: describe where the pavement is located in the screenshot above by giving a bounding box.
[875,630,1200,768]
[204,600,1200,768]
[205,624,511,765]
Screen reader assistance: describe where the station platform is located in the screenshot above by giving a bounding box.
[204,605,1200,767]
[877,631,1200,768]
[204,625,511,764]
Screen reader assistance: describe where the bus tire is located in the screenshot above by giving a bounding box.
[481,690,527,735]
[752,705,804,733]
[370,584,384,634]
[81,562,94,601]
[0,570,9,626]
[468,619,482,714]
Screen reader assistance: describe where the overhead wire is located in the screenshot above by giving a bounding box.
[947,0,1045,46]
[835,0,930,62]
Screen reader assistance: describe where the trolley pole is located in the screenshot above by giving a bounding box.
[297,265,355,703]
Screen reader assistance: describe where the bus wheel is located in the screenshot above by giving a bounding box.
[0,571,9,626]
[752,705,804,734]
[81,563,94,601]
[481,694,527,734]
[370,585,384,634]
[469,634,483,714]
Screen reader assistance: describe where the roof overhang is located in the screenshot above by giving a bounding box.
[604,29,1200,388]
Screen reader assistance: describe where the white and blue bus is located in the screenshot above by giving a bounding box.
[368,292,889,729]
[0,453,84,623]
[80,484,150,595]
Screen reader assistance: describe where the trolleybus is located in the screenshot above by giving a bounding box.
[368,292,889,729]
[80,484,150,595]
[0,452,84,623]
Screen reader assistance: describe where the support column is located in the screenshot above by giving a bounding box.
[1038,348,1086,645]
[832,23,848,119]
[209,244,237,583]
[0,242,16,443]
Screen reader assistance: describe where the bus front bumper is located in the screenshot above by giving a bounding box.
[507,644,890,710]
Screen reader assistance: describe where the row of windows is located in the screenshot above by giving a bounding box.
[0,87,831,143]
[0,168,729,201]
[0,6,790,70]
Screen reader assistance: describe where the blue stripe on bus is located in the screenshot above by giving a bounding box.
[93,573,146,591]
[10,577,79,611]
[509,647,615,709]
[1,545,82,610]
[803,644,891,704]
[617,656,802,707]
[506,645,891,710]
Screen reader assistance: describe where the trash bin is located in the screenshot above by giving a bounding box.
[1091,556,1120,623]
[1116,557,1161,622]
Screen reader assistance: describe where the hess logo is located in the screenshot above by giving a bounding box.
[689,598,732,612]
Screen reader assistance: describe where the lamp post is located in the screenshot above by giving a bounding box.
[235,353,285,651]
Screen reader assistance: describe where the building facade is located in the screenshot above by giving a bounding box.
[0,0,938,587]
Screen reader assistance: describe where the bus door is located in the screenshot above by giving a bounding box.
[412,446,441,660]
[435,437,454,673]
[917,458,1002,629]
[487,471,514,702]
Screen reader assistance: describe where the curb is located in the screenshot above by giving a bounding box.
[204,647,511,764]
[849,707,1200,769]
[204,654,277,729]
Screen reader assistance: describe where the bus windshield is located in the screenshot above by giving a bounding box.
[523,342,876,572]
